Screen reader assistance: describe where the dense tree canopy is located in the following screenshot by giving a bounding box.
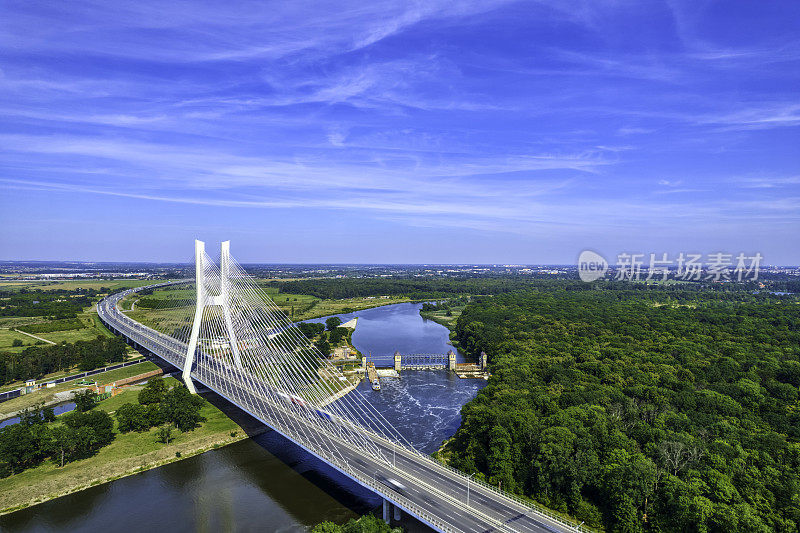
[0,336,127,384]
[447,287,800,532]
[272,277,544,300]
[0,402,115,476]
[0,288,103,318]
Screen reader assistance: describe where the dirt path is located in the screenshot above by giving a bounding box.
[13,329,56,345]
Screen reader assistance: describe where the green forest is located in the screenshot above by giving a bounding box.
[0,289,95,318]
[0,336,128,384]
[271,277,543,300]
[446,286,800,532]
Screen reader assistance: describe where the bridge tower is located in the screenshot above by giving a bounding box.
[183,240,243,394]
[448,349,456,371]
[480,351,488,370]
[394,351,402,372]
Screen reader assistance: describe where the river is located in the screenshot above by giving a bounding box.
[0,302,486,532]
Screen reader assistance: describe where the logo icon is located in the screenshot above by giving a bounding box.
[578,250,608,282]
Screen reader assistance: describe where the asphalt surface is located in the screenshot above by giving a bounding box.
[97,287,575,533]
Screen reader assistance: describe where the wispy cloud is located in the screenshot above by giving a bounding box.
[1,0,798,262]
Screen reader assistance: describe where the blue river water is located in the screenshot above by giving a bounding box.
[0,402,76,430]
[0,302,485,532]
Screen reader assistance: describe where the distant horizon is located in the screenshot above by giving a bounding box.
[1,258,798,268]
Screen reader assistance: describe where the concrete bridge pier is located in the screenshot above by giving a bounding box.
[393,503,401,521]
[448,349,456,371]
[394,351,401,372]
[382,499,390,523]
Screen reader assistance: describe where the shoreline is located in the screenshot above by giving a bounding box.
[0,430,252,516]
[0,382,261,517]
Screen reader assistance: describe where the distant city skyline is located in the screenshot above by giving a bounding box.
[1,1,798,264]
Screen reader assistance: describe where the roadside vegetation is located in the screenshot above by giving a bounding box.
[445,285,800,532]
[312,514,401,533]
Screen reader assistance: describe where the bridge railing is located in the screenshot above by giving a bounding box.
[340,462,454,533]
[422,456,590,532]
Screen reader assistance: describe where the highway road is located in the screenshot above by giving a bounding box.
[97,285,579,533]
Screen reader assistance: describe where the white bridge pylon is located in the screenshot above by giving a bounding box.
[182,240,242,393]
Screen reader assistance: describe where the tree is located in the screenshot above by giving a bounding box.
[138,376,167,405]
[49,426,76,468]
[156,424,173,444]
[311,522,341,533]
[12,339,23,347]
[73,389,99,412]
[342,515,399,533]
[48,425,97,467]
[0,423,49,476]
[315,338,331,356]
[325,317,342,331]
[298,322,325,339]
[64,409,115,447]
[41,405,56,423]
[160,385,205,432]
[116,403,151,432]
[329,328,344,345]
[311,515,400,533]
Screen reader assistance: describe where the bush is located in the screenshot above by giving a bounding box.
[11,339,23,347]
[156,424,173,444]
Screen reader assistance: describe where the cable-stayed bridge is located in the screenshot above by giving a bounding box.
[97,240,584,533]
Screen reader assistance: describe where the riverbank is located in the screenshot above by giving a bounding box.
[0,385,246,515]
[419,306,464,351]
[294,295,415,321]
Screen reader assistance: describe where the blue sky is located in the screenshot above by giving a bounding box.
[1,1,798,264]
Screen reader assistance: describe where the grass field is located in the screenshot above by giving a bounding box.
[32,327,105,344]
[0,317,48,329]
[295,295,412,320]
[1,312,126,357]
[258,286,413,320]
[0,361,158,413]
[0,384,244,515]
[0,328,39,353]
[121,284,411,326]
[0,279,163,292]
